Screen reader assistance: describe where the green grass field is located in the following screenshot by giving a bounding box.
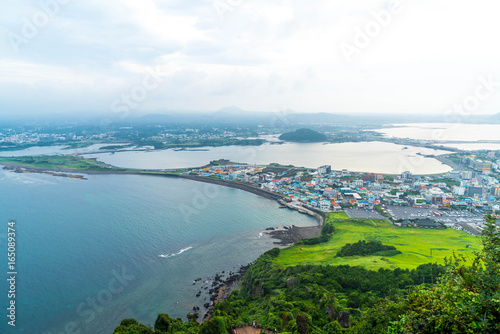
[0,155,121,171]
[276,212,482,270]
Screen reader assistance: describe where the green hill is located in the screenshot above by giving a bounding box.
[278,128,327,142]
[113,214,499,334]
[276,212,481,270]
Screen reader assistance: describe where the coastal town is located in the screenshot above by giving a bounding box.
[182,152,500,236]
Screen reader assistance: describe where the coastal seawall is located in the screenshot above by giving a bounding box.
[138,173,284,201]
[0,163,323,227]
[180,175,285,201]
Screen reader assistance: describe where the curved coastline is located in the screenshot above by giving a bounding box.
[1,162,325,324]
[0,162,325,227]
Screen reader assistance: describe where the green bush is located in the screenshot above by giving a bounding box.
[336,240,397,257]
[265,248,280,258]
[154,314,173,332]
[321,222,336,236]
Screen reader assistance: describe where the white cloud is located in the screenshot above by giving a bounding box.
[1,0,500,115]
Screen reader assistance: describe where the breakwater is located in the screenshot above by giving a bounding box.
[0,163,323,226]
[277,198,324,226]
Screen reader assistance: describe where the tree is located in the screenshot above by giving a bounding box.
[154,313,173,332]
[113,320,154,334]
[389,215,500,333]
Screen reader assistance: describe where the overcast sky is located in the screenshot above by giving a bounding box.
[1,0,500,117]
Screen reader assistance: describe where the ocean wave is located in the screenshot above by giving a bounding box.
[159,246,193,258]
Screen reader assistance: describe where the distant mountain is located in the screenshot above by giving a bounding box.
[137,108,500,127]
[279,128,327,142]
[213,107,353,125]
[212,107,271,120]
[139,113,173,122]
[215,106,247,114]
[488,112,500,122]
[287,112,351,124]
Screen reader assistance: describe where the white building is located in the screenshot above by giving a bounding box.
[453,186,466,196]
[319,200,331,211]
[317,165,332,175]
[353,179,364,188]
[461,171,473,180]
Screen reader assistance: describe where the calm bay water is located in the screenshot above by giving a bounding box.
[0,170,316,334]
[85,141,452,175]
[377,123,500,143]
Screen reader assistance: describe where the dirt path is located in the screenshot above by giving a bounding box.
[233,326,274,334]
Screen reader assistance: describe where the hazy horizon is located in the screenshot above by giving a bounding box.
[1,1,500,117]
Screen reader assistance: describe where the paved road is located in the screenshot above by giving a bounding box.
[345,208,387,220]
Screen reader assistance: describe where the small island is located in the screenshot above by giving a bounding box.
[278,128,327,142]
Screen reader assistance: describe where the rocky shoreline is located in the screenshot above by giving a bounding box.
[192,221,322,321]
[189,263,251,321]
[266,224,322,246]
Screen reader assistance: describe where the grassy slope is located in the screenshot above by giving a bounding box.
[0,155,120,171]
[276,212,482,270]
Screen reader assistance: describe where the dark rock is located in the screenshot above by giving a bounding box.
[325,305,336,319]
[296,315,309,334]
[337,311,350,328]
[286,277,300,289]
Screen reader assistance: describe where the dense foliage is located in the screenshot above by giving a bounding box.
[278,128,327,142]
[113,216,499,334]
[113,246,443,333]
[389,215,500,333]
[335,240,400,257]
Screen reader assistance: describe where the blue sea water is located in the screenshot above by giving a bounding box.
[0,169,317,334]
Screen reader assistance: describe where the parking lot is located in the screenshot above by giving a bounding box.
[385,206,484,225]
[344,208,387,220]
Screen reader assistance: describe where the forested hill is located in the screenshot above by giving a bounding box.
[113,215,500,334]
[278,128,327,142]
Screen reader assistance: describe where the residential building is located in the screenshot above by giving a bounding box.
[317,165,331,175]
